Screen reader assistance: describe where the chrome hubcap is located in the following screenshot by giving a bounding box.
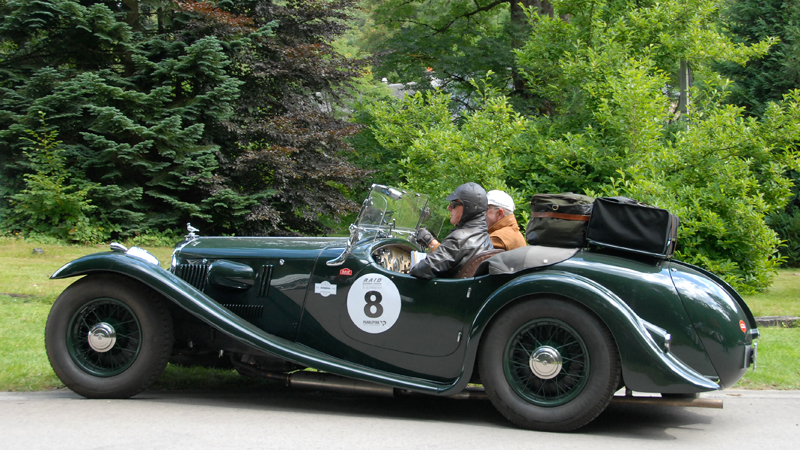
[529,346,563,379]
[87,323,117,353]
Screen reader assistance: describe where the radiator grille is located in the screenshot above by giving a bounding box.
[174,262,209,291]
[222,304,264,319]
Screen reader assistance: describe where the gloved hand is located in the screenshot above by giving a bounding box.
[415,228,436,248]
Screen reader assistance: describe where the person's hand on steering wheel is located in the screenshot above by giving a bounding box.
[415,228,438,249]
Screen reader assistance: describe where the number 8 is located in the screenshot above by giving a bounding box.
[364,291,383,318]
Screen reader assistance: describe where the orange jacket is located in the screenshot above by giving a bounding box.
[488,214,527,250]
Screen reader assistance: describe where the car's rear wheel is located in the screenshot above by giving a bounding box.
[45,274,173,398]
[479,298,620,432]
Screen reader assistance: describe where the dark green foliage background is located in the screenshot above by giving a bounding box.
[0,0,368,240]
[3,0,800,289]
[717,0,800,117]
[716,0,800,267]
[352,0,800,292]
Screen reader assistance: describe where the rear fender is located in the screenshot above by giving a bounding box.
[469,271,719,393]
[51,252,464,394]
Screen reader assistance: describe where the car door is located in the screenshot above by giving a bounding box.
[296,255,474,379]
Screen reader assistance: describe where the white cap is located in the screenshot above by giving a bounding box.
[487,190,515,212]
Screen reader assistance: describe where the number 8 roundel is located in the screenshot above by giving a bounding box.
[346,274,402,334]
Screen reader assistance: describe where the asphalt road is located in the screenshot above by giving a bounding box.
[0,388,797,449]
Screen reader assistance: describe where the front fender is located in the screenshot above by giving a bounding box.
[51,252,462,394]
[468,271,719,393]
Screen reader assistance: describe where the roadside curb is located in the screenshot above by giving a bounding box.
[756,315,799,327]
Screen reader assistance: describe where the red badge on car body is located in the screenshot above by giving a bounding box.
[339,268,353,276]
[739,320,747,333]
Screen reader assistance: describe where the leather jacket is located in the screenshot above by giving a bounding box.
[410,213,494,279]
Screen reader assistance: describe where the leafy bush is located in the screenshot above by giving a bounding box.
[510,2,800,292]
[4,115,117,244]
[364,82,526,204]
[356,1,800,292]
[767,170,800,267]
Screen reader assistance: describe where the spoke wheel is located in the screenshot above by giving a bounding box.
[504,318,589,407]
[67,298,142,377]
[479,298,620,432]
[46,274,173,399]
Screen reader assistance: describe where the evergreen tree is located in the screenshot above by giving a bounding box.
[0,0,369,238]
[718,0,800,117]
[0,0,242,236]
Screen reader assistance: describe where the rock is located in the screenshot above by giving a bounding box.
[32,248,44,254]
[755,316,799,327]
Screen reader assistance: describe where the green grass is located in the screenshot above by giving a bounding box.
[0,296,61,390]
[741,269,800,317]
[736,327,800,389]
[0,238,186,392]
[0,238,175,302]
[1,237,798,392]
[737,268,800,389]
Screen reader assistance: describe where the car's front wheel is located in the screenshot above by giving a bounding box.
[479,298,620,432]
[45,274,173,398]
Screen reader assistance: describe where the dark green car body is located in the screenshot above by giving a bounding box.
[47,185,758,431]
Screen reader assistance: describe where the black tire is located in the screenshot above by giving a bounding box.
[479,298,620,432]
[45,274,173,398]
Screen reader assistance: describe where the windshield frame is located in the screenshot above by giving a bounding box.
[327,184,448,266]
[355,184,430,241]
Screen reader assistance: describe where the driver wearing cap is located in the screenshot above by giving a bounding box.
[486,190,526,251]
[410,182,494,279]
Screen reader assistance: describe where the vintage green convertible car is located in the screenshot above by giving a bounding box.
[45,184,758,432]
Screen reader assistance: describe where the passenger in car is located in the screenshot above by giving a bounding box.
[486,190,526,251]
[410,182,494,279]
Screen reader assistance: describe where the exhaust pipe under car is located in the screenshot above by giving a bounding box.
[233,356,721,408]
[289,372,723,407]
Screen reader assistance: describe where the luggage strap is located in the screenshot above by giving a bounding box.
[531,211,591,221]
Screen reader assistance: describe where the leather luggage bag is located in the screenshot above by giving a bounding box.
[586,197,679,258]
[526,193,594,248]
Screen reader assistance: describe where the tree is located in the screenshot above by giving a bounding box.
[197,0,372,235]
[8,113,106,243]
[716,0,800,267]
[359,0,800,291]
[364,0,555,111]
[717,0,800,117]
[511,0,798,291]
[0,0,241,236]
[1,0,369,238]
